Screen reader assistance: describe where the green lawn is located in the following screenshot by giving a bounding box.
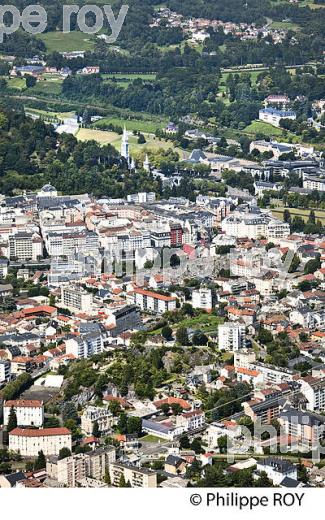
[94,116,167,133]
[30,80,63,96]
[6,77,26,90]
[272,204,325,225]
[176,313,224,333]
[270,21,300,31]
[37,31,95,52]
[140,434,166,443]
[243,120,299,142]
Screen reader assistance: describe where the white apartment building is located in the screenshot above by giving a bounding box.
[65,332,104,359]
[299,377,325,411]
[9,427,72,456]
[109,462,157,488]
[46,447,116,487]
[218,322,246,351]
[303,177,325,192]
[9,232,43,260]
[46,231,99,257]
[176,410,205,432]
[61,285,93,313]
[251,362,296,385]
[127,192,156,204]
[221,212,290,240]
[192,287,213,312]
[4,400,44,427]
[134,288,177,314]
[0,360,10,383]
[81,406,114,435]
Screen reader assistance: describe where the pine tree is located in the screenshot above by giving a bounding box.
[34,450,46,470]
[7,406,17,432]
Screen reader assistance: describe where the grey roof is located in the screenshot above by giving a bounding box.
[3,471,26,487]
[280,407,325,427]
[166,455,185,466]
[259,457,295,473]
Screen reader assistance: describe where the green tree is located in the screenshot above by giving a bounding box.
[104,467,111,485]
[170,403,183,416]
[179,434,190,449]
[176,327,189,346]
[159,403,170,415]
[58,447,71,460]
[127,416,142,435]
[7,407,17,432]
[161,326,173,341]
[34,450,46,470]
[217,434,228,454]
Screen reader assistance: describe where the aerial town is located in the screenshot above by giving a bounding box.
[0,0,325,496]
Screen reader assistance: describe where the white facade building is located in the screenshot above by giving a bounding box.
[134,288,177,314]
[218,322,246,351]
[61,285,93,313]
[192,287,213,312]
[9,427,72,456]
[4,400,44,427]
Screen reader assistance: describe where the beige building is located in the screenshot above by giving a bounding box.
[9,427,72,457]
[81,406,114,435]
[47,447,116,487]
[109,462,157,488]
[61,285,93,313]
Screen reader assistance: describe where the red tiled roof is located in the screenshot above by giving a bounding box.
[10,427,71,437]
[5,400,43,408]
[134,288,176,302]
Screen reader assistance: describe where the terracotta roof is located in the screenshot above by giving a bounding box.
[10,427,71,437]
[134,288,176,302]
[5,400,43,408]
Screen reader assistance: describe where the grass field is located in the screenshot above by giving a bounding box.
[30,79,63,96]
[77,128,120,145]
[94,116,167,133]
[175,313,224,334]
[6,77,26,90]
[243,120,299,142]
[140,435,166,443]
[270,21,300,31]
[25,107,76,120]
[272,205,325,225]
[77,127,179,154]
[37,31,95,52]
[102,73,157,81]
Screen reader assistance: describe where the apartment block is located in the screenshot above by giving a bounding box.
[4,399,44,427]
[218,322,246,351]
[61,285,93,313]
[46,447,116,487]
[109,462,157,488]
[134,288,177,314]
